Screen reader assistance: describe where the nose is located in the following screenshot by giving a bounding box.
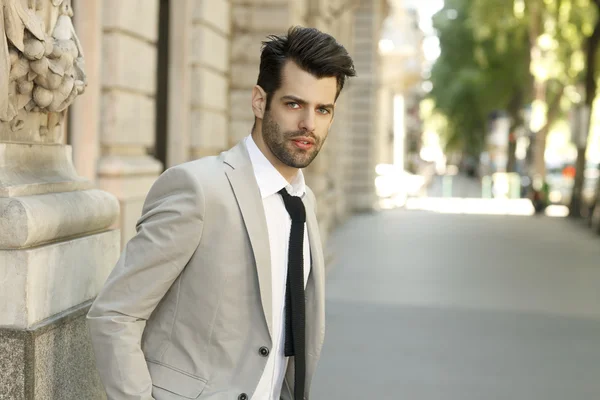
[298,109,316,132]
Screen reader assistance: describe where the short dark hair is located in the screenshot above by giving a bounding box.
[257,26,356,107]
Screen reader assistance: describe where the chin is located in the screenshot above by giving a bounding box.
[291,155,317,169]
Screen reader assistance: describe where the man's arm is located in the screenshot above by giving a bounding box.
[87,165,205,400]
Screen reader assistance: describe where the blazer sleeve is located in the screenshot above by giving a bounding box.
[87,165,205,400]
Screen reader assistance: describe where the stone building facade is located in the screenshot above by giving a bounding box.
[0,0,397,398]
[70,0,391,249]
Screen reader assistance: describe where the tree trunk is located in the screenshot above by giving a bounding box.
[507,140,518,172]
[533,125,548,177]
[526,0,548,177]
[506,90,524,173]
[571,148,587,216]
[575,0,600,218]
[531,86,564,178]
[592,181,600,233]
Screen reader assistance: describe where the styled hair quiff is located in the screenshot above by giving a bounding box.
[257,26,356,107]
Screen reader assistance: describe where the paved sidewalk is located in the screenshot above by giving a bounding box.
[311,210,600,400]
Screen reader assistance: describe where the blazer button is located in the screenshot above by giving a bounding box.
[238,394,248,400]
[259,346,270,357]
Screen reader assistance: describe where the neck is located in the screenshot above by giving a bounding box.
[251,127,299,184]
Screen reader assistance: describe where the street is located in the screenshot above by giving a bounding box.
[311,208,600,399]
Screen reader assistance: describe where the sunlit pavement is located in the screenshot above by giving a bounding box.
[311,207,600,400]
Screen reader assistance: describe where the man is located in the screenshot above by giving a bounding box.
[87,26,355,400]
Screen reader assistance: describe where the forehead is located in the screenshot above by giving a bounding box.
[277,61,337,104]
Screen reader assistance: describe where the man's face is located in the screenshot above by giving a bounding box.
[260,61,337,169]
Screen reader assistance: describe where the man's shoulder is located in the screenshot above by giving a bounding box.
[304,184,317,210]
[170,152,228,181]
[304,184,314,199]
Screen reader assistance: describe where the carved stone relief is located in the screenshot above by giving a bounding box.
[0,0,85,140]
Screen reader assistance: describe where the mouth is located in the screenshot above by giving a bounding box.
[291,139,315,150]
[290,136,316,150]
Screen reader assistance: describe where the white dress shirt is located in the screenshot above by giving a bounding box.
[246,135,311,400]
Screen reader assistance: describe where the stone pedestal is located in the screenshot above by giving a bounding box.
[0,146,119,400]
[0,301,109,400]
[0,151,119,400]
[0,1,120,399]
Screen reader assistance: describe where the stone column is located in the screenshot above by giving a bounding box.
[345,0,388,211]
[189,0,231,160]
[70,0,102,182]
[0,1,119,398]
[165,0,192,168]
[97,0,162,247]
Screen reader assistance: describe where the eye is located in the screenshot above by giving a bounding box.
[287,102,300,109]
[317,108,330,115]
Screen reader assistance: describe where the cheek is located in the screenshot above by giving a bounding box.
[317,118,333,135]
[272,108,296,127]
[284,114,306,132]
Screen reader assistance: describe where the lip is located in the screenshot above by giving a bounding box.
[291,138,315,151]
[290,136,316,145]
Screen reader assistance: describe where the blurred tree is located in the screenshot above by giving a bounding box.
[432,0,600,222]
[429,0,482,158]
[429,0,530,168]
[471,0,597,179]
[570,0,600,219]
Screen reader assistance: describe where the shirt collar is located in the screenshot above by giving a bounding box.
[245,135,306,199]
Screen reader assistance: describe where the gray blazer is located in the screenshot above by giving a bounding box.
[87,140,326,400]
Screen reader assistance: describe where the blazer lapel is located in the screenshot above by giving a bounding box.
[303,195,326,358]
[284,195,326,396]
[224,141,273,339]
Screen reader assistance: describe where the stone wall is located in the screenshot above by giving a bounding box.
[97,0,162,247]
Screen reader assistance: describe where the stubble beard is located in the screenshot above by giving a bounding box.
[261,111,324,169]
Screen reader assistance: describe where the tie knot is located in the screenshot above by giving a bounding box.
[278,188,306,223]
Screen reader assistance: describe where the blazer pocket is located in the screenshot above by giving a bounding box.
[148,360,207,399]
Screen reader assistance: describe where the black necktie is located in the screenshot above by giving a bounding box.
[278,188,306,400]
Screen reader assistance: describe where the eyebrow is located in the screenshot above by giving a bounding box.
[280,95,335,111]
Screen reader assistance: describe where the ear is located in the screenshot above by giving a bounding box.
[252,85,267,119]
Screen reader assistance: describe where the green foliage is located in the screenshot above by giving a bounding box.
[429,0,530,156]
[429,0,599,158]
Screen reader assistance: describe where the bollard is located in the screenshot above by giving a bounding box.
[443,175,453,198]
[508,173,521,199]
[482,175,492,198]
